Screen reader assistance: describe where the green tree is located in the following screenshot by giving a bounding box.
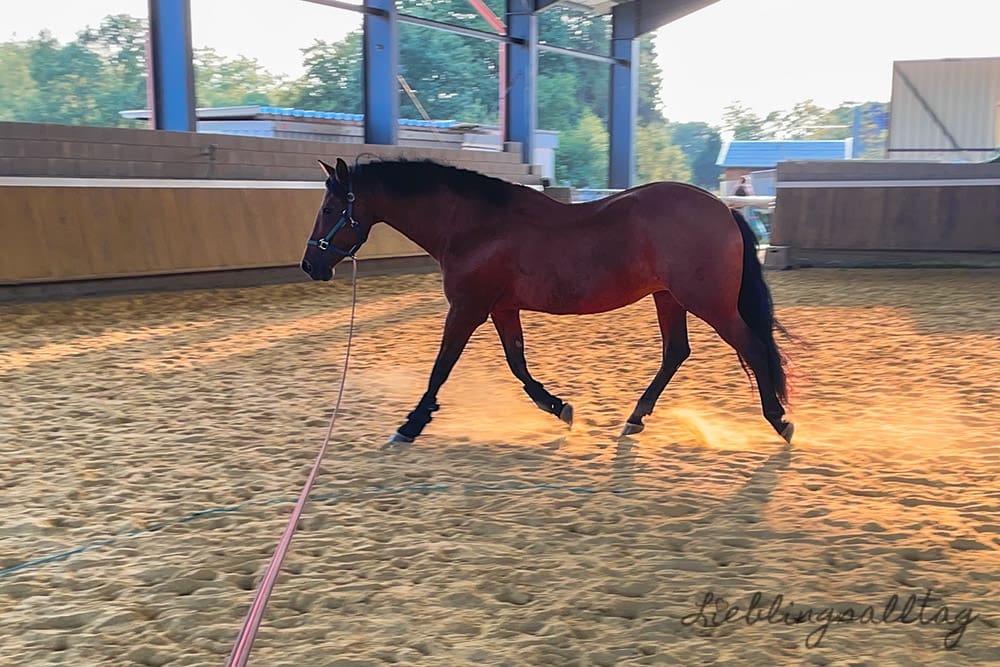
[0,16,148,127]
[538,7,611,122]
[537,71,581,132]
[398,23,495,122]
[292,33,364,113]
[669,121,722,189]
[26,32,112,125]
[767,99,831,139]
[354,0,501,123]
[0,42,39,121]
[722,101,769,140]
[635,121,690,184]
[637,36,664,124]
[809,102,855,139]
[556,110,608,187]
[194,47,290,107]
[76,14,148,118]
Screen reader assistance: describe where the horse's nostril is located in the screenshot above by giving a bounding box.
[301,259,312,273]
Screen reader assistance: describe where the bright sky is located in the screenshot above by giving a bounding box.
[5,0,1000,127]
[654,0,1000,125]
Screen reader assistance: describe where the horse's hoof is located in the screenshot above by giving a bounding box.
[559,403,574,428]
[388,431,414,445]
[780,422,795,444]
[620,421,644,437]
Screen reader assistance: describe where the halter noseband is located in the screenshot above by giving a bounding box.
[307,187,368,257]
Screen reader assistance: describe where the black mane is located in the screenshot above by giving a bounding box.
[353,159,518,206]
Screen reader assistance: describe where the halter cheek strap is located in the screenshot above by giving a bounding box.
[307,191,369,257]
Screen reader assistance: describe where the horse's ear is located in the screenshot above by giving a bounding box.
[318,159,336,178]
[335,158,350,188]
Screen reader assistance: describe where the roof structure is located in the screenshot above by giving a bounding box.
[147,0,725,188]
[535,0,719,32]
[256,107,459,128]
[121,105,466,129]
[717,140,853,168]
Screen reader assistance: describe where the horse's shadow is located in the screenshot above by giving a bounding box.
[540,435,569,451]
[709,443,792,521]
[609,436,792,519]
[378,425,792,530]
[611,437,641,488]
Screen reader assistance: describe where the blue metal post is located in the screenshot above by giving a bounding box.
[148,0,196,132]
[364,0,399,145]
[609,4,638,188]
[506,0,537,165]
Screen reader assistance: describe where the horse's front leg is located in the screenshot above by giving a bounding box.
[491,309,573,427]
[390,304,489,444]
[622,291,689,437]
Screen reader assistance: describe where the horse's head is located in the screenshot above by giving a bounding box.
[301,158,371,281]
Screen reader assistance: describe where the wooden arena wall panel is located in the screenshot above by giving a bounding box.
[0,182,426,283]
[773,161,1000,252]
[0,122,541,285]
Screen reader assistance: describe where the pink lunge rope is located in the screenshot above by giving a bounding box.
[228,258,359,667]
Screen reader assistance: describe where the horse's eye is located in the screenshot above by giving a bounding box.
[321,207,333,216]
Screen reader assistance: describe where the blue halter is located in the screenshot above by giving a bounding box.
[307,188,368,257]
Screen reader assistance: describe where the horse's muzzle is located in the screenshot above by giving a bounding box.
[301,258,334,281]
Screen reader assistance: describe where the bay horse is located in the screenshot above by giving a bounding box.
[301,158,793,445]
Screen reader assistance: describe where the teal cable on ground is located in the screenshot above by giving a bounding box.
[0,481,644,579]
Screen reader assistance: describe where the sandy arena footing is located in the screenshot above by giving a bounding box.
[1,269,999,666]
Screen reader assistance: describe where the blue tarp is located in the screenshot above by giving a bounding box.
[717,140,849,168]
[257,106,456,128]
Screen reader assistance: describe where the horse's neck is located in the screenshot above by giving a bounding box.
[370,190,467,260]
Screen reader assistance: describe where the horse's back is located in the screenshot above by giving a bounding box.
[530,181,719,230]
[594,181,746,300]
[496,180,743,314]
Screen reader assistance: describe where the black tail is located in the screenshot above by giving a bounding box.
[731,209,788,403]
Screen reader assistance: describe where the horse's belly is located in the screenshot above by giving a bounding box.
[501,233,664,314]
[511,274,656,315]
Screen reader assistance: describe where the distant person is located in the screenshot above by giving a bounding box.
[733,175,754,196]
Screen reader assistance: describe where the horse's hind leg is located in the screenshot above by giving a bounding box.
[622,291,690,436]
[710,314,793,442]
[491,309,573,427]
[390,304,488,443]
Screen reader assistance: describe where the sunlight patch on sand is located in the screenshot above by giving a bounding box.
[128,292,441,374]
[666,406,760,451]
[0,321,218,374]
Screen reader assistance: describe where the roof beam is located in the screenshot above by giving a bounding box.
[636,0,720,35]
[301,0,385,15]
[534,0,720,32]
[538,43,624,66]
[398,13,519,43]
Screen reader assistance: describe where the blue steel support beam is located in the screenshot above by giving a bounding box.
[506,0,538,165]
[148,0,196,131]
[363,0,399,145]
[609,3,639,188]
